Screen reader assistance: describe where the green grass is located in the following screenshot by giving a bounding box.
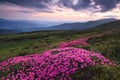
[72,65,120,80]
[87,29,120,64]
[0,30,95,62]
[0,21,120,79]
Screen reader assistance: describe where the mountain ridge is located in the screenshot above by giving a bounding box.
[0,18,118,34]
[47,18,117,30]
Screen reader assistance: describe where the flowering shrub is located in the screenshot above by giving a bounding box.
[0,47,115,80]
[58,37,89,48]
[58,33,110,48]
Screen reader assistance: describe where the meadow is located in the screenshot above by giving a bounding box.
[0,21,120,79]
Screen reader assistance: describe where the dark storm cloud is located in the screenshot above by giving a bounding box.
[0,0,120,12]
[57,0,91,10]
[0,0,54,13]
[73,0,91,10]
[93,0,120,12]
[58,0,120,12]
[0,0,51,8]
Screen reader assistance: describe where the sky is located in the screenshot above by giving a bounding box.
[0,0,120,22]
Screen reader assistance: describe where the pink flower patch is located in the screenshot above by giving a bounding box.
[0,47,115,80]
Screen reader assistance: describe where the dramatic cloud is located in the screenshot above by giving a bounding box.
[0,0,120,21]
[93,0,120,12]
[1,0,120,12]
[0,0,50,8]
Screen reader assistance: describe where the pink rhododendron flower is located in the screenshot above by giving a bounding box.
[0,47,115,80]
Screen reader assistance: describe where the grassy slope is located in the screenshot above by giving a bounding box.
[0,30,96,62]
[87,21,120,63]
[73,21,120,80]
[0,21,120,79]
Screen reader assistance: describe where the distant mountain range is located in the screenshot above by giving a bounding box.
[47,18,117,30]
[0,18,63,33]
[0,28,21,34]
[88,20,120,31]
[0,18,118,34]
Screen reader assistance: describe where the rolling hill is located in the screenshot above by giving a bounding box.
[88,20,120,31]
[0,18,63,33]
[47,18,117,30]
[0,28,21,34]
